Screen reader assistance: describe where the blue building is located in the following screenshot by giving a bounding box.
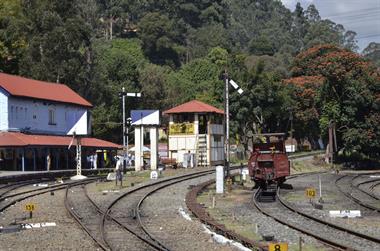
[0,73,120,171]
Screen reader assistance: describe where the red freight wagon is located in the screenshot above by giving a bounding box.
[248,133,290,201]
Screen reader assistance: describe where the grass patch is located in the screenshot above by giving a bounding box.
[284,192,307,202]
[197,187,262,241]
[291,156,332,174]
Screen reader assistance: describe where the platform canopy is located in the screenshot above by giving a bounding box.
[163,100,224,115]
[0,132,121,149]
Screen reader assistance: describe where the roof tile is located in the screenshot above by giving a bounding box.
[163,100,224,114]
[0,73,92,107]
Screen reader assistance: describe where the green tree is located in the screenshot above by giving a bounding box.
[0,0,27,73]
[229,58,290,150]
[165,48,224,107]
[91,38,147,142]
[363,42,380,67]
[138,12,182,67]
[139,63,170,110]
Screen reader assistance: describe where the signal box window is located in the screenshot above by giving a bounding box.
[173,114,194,123]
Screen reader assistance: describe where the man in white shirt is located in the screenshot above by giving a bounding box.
[115,157,123,186]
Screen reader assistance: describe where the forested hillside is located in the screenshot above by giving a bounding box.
[0,0,379,158]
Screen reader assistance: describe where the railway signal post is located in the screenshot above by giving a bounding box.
[223,71,243,178]
[119,87,141,170]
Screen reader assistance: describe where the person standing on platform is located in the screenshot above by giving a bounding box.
[93,153,98,169]
[47,153,51,171]
[115,157,123,187]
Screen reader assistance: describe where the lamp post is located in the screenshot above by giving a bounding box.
[119,87,141,168]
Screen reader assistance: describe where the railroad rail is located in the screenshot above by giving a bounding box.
[99,169,219,251]
[351,175,380,201]
[335,174,380,212]
[64,181,110,251]
[186,178,267,251]
[0,177,101,212]
[0,178,50,199]
[253,173,380,250]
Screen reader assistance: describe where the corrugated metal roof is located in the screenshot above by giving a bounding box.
[163,100,224,114]
[0,132,121,149]
[0,73,92,107]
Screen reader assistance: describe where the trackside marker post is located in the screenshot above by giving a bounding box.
[25,203,35,218]
[216,166,224,194]
[269,243,288,251]
[306,187,316,203]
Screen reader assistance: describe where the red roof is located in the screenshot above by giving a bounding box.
[0,132,121,149]
[163,100,224,115]
[0,73,92,107]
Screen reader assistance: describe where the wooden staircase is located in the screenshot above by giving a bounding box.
[197,135,207,167]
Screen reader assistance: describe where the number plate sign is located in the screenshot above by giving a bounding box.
[269,243,288,251]
[25,203,35,212]
[306,188,316,198]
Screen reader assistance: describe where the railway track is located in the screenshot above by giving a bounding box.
[0,177,100,212]
[0,179,50,199]
[250,172,380,251]
[351,175,380,201]
[186,178,266,251]
[335,174,380,212]
[65,169,218,250]
[64,181,110,250]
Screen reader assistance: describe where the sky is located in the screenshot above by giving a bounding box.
[281,0,380,52]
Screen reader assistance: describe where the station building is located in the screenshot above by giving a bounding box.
[163,100,224,167]
[0,73,121,171]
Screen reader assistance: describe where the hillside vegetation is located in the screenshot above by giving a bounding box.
[0,0,379,159]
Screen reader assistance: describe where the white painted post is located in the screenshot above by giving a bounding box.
[150,127,158,170]
[216,165,224,194]
[135,126,142,171]
[76,139,81,176]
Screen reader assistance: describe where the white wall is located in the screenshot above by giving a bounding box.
[7,97,90,135]
[0,89,8,130]
[168,135,197,163]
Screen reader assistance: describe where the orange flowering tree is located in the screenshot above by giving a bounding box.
[282,76,324,146]
[285,44,380,157]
